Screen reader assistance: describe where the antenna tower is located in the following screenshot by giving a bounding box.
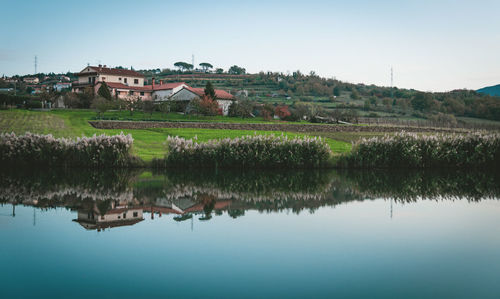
[390,66,394,99]
[34,55,38,74]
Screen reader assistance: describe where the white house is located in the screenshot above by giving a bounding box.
[152,81,188,101]
[169,86,235,115]
[74,207,144,230]
[23,77,39,84]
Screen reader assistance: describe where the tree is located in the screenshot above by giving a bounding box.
[257,103,274,121]
[215,68,224,74]
[97,82,112,100]
[204,81,216,100]
[91,96,111,118]
[199,62,213,72]
[191,95,220,116]
[63,92,80,108]
[350,90,360,100]
[174,62,191,72]
[228,65,246,75]
[364,99,371,111]
[333,86,341,97]
[228,100,254,118]
[142,100,155,117]
[411,92,434,111]
[158,101,170,118]
[275,105,291,120]
[78,87,94,108]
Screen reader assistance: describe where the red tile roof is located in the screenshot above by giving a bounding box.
[151,82,186,91]
[81,66,145,78]
[184,86,235,100]
[103,82,153,92]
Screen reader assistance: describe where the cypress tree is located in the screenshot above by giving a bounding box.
[97,82,112,101]
[204,81,216,100]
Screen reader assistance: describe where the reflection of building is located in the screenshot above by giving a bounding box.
[143,197,232,219]
[73,204,144,231]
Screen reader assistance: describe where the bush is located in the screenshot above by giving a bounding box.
[26,100,42,109]
[160,134,332,168]
[190,95,220,116]
[0,132,135,168]
[0,94,39,106]
[341,132,500,169]
[228,100,254,118]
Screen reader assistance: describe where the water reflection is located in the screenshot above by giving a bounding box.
[1,168,499,230]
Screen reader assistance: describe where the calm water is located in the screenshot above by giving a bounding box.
[1,168,500,298]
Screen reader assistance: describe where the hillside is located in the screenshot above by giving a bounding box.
[139,70,500,125]
[477,84,500,97]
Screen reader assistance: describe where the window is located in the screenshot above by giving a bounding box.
[140,92,144,96]
[119,77,122,81]
[133,212,138,217]
[129,90,134,95]
[134,79,139,84]
[88,77,91,83]
[123,213,127,219]
[124,78,128,84]
[102,77,106,81]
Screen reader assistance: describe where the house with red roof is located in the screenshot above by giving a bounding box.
[169,86,235,115]
[72,64,155,100]
[71,65,235,115]
[151,80,188,101]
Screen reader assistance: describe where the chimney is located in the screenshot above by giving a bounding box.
[160,80,163,85]
[103,65,106,68]
[152,77,155,89]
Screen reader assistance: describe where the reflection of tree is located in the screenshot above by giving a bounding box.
[228,209,245,218]
[200,194,216,221]
[2,167,499,223]
[339,169,500,202]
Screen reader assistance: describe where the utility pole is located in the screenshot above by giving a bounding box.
[34,55,38,74]
[390,66,394,99]
[191,54,195,83]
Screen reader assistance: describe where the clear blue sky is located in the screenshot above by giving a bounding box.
[1,0,499,91]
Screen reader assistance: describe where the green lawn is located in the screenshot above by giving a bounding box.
[0,109,352,161]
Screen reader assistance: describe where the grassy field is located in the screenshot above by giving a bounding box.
[0,109,353,161]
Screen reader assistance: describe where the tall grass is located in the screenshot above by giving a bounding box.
[341,132,500,168]
[155,134,332,168]
[0,132,135,167]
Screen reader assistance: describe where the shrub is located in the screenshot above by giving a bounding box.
[159,134,332,169]
[0,132,134,168]
[26,100,42,109]
[190,95,220,116]
[341,132,500,169]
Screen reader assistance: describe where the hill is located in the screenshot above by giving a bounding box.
[477,84,500,97]
[139,70,500,124]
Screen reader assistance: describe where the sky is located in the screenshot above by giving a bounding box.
[0,0,499,92]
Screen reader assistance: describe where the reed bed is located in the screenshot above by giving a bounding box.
[342,132,500,168]
[0,132,134,167]
[156,134,332,168]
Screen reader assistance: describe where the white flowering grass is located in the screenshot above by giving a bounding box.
[0,132,134,167]
[161,134,332,168]
[344,132,500,168]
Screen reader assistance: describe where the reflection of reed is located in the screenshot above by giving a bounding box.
[0,168,137,207]
[339,169,500,202]
[1,168,499,215]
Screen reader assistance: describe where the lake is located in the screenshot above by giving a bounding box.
[1,168,500,298]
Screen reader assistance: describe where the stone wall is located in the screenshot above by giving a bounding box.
[89,121,471,134]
